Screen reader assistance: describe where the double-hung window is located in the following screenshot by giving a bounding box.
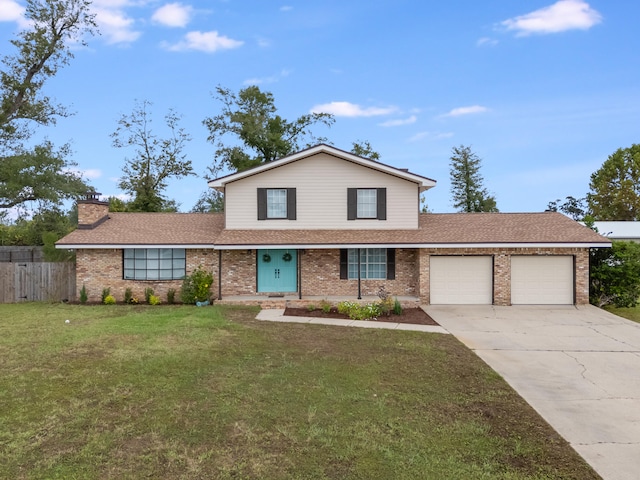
[348,248,387,279]
[123,248,186,280]
[258,188,296,220]
[347,188,386,220]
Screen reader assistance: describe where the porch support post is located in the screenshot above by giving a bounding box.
[357,248,362,299]
[218,249,222,300]
[298,249,302,300]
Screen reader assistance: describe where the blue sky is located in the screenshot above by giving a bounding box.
[1,0,639,213]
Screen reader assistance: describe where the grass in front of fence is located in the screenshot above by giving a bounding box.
[0,303,598,479]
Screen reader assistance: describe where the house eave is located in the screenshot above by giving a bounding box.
[55,244,216,250]
[213,242,611,250]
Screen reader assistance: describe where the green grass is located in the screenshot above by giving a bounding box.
[0,303,598,479]
[604,304,640,323]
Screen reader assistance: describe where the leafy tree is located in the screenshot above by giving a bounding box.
[590,241,640,307]
[351,140,380,161]
[0,205,74,246]
[191,190,224,213]
[546,196,588,221]
[0,0,96,210]
[202,85,335,175]
[587,144,640,220]
[449,145,498,213]
[112,100,194,212]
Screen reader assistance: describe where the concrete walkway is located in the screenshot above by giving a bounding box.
[426,304,640,480]
[255,308,449,334]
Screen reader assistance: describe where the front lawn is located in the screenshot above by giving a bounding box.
[0,303,598,479]
[604,304,640,323]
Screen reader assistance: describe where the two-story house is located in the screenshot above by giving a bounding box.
[57,144,609,305]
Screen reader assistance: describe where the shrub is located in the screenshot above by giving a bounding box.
[103,294,116,305]
[307,304,316,312]
[101,287,111,304]
[79,285,88,304]
[590,240,640,307]
[393,297,403,315]
[144,287,154,304]
[181,266,214,304]
[124,288,133,304]
[167,288,176,304]
[148,295,161,305]
[337,301,381,320]
[321,300,332,314]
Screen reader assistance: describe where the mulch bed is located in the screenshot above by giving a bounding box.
[283,307,440,326]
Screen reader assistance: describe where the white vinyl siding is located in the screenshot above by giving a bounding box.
[430,256,493,304]
[511,256,574,305]
[224,152,420,230]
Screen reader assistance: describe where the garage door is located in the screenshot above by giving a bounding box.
[511,256,574,305]
[430,256,493,304]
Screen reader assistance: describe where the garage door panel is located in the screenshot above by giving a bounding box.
[430,256,493,305]
[511,256,573,305]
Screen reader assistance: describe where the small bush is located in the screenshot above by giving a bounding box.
[148,295,161,305]
[103,294,116,305]
[101,287,111,304]
[337,301,381,320]
[307,304,316,312]
[393,297,403,315]
[79,285,88,304]
[181,266,213,304]
[167,288,176,304]
[124,288,133,304]
[144,287,154,304]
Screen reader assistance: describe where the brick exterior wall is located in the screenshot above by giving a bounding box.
[418,247,590,305]
[76,248,218,303]
[77,246,590,305]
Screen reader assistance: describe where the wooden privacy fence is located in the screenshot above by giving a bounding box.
[0,262,76,303]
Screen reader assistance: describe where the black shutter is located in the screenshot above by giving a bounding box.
[287,188,296,220]
[386,248,395,280]
[257,188,267,220]
[377,188,387,220]
[347,188,357,220]
[340,249,348,279]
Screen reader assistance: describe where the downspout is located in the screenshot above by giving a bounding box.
[218,250,222,300]
[357,248,362,299]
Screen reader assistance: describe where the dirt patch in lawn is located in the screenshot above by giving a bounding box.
[283,306,439,325]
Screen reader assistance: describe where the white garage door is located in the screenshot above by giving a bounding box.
[430,256,493,304]
[511,256,574,305]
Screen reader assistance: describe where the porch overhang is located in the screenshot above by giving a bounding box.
[213,242,611,250]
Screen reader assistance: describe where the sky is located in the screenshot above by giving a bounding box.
[1,0,639,214]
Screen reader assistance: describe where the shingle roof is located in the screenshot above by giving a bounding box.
[57,211,610,248]
[56,213,224,246]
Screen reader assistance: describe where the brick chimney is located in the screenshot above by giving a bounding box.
[77,192,109,229]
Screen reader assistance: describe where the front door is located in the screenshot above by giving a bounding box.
[257,249,297,293]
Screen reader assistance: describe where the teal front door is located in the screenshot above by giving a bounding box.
[257,249,297,293]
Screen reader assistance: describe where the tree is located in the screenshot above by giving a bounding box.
[202,85,335,175]
[449,145,498,213]
[590,241,640,307]
[351,140,380,161]
[546,196,588,221]
[0,0,96,210]
[112,100,194,212]
[587,144,640,220]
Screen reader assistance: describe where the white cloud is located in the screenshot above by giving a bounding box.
[442,105,489,117]
[81,169,103,180]
[409,131,454,142]
[501,0,602,36]
[310,101,397,117]
[379,115,417,127]
[243,69,291,85]
[0,0,24,23]
[152,3,193,28]
[477,37,498,47]
[164,30,244,52]
[93,5,142,44]
[280,6,293,12]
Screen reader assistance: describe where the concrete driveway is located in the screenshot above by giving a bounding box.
[426,304,640,480]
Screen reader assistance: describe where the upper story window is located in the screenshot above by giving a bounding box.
[348,188,387,220]
[123,248,186,280]
[258,188,296,220]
